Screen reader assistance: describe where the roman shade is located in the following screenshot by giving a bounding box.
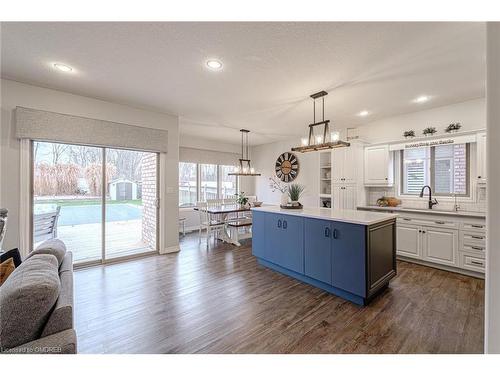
[389,133,477,151]
[15,107,168,153]
[180,146,239,166]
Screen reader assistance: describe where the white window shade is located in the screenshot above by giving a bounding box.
[15,107,169,153]
[179,147,239,166]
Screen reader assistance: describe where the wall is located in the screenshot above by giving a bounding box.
[485,22,500,354]
[0,79,180,253]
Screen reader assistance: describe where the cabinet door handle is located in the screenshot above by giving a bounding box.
[471,246,484,251]
[277,219,282,228]
[435,221,445,225]
[422,231,426,234]
[478,176,482,179]
[324,227,330,237]
[283,220,287,229]
[402,218,411,221]
[471,235,484,240]
[332,229,338,239]
[471,225,484,229]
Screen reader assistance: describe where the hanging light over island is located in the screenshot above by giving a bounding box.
[291,91,350,153]
[228,129,261,176]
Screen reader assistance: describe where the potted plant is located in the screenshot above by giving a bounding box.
[403,130,415,139]
[269,176,289,206]
[445,122,462,133]
[423,127,437,136]
[236,192,249,207]
[288,183,305,206]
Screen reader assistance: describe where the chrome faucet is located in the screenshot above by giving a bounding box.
[419,185,438,209]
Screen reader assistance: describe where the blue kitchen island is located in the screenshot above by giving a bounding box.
[251,206,398,306]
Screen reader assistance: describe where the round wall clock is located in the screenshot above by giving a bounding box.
[275,152,299,182]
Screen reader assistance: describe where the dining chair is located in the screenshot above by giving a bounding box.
[196,201,225,249]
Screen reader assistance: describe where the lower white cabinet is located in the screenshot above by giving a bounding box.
[422,227,458,267]
[396,223,458,267]
[333,184,357,210]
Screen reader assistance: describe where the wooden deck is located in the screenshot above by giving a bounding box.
[74,233,484,354]
[40,220,154,263]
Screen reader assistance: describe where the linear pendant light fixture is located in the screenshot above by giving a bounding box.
[228,129,261,176]
[291,91,350,153]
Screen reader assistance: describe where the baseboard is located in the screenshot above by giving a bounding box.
[161,245,180,254]
[397,256,484,279]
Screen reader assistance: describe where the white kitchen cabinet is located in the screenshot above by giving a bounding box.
[332,146,357,184]
[422,227,458,267]
[333,184,357,210]
[396,224,421,259]
[364,145,393,186]
[476,132,487,184]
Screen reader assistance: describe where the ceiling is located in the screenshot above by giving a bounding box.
[1,22,486,145]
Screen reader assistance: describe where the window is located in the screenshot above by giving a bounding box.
[220,165,238,198]
[200,164,218,201]
[400,144,470,196]
[179,162,197,207]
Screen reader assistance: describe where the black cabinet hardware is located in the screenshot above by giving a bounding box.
[277,219,282,228]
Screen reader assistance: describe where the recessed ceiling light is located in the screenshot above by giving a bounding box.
[413,95,430,103]
[358,110,370,117]
[206,59,223,71]
[53,63,73,73]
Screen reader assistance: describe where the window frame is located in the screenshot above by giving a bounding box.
[178,162,239,207]
[399,143,471,198]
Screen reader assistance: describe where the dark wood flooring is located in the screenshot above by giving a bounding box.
[74,233,484,354]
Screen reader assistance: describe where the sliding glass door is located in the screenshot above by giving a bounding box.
[32,141,158,265]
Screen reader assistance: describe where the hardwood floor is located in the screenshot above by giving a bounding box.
[74,233,484,354]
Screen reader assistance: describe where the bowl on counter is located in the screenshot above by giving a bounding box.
[252,201,263,207]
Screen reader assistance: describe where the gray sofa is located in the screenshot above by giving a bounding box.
[0,239,76,354]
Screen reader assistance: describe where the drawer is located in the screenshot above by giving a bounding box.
[461,222,486,233]
[460,243,486,256]
[461,231,486,246]
[459,252,485,273]
[397,216,458,229]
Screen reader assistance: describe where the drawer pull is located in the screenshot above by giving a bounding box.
[470,260,484,266]
[277,219,282,228]
[324,227,330,238]
[332,229,339,239]
[471,246,485,251]
[471,224,484,229]
[402,218,412,221]
[471,235,484,240]
[435,221,446,224]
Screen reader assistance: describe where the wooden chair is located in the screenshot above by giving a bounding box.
[33,206,61,244]
[196,202,225,249]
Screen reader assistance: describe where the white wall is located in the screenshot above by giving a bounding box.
[180,133,241,154]
[0,79,180,253]
[249,98,486,208]
[485,22,500,354]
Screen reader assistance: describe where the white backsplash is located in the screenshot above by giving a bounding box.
[366,186,486,213]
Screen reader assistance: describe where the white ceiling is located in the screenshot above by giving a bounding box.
[1,22,485,145]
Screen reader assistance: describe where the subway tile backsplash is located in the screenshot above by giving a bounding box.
[366,186,486,213]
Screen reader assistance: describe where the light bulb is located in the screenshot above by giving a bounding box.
[243,167,248,174]
[330,131,340,142]
[301,137,308,146]
[315,135,323,144]
[250,167,255,174]
[235,165,241,173]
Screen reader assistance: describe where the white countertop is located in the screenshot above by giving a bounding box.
[357,205,486,219]
[251,206,398,226]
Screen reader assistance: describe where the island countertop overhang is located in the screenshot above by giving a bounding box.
[251,206,398,226]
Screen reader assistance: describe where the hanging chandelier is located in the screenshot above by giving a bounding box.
[228,129,261,176]
[291,91,350,153]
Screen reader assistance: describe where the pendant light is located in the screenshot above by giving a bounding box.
[291,91,350,153]
[228,129,261,176]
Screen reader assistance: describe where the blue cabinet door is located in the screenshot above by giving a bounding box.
[251,210,266,259]
[264,213,283,265]
[278,215,304,274]
[331,222,366,297]
[304,218,332,285]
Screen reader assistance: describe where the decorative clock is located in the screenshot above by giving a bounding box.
[275,152,299,182]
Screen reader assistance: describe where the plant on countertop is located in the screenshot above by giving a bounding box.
[445,122,462,133]
[236,192,249,206]
[268,176,288,193]
[403,130,415,138]
[423,127,437,136]
[288,183,305,202]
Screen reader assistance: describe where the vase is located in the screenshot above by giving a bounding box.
[280,193,288,206]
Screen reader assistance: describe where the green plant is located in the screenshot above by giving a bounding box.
[288,183,305,202]
[423,127,437,136]
[445,122,462,133]
[236,192,249,206]
[403,130,415,138]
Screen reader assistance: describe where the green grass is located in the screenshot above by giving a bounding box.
[35,199,142,207]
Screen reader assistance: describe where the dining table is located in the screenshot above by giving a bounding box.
[194,204,252,246]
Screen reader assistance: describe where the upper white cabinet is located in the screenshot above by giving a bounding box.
[476,132,487,184]
[364,145,394,186]
[332,146,358,184]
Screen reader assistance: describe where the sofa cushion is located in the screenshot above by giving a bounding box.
[26,239,67,266]
[0,254,60,350]
[0,258,15,286]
